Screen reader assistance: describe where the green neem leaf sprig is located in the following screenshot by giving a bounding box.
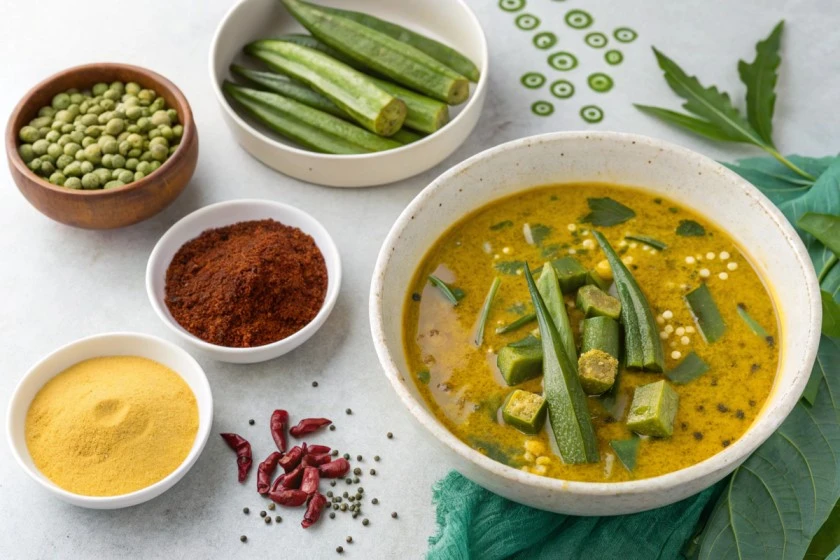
[636,21,816,182]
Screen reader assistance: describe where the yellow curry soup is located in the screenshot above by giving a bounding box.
[403,184,779,482]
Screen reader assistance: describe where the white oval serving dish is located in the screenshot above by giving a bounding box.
[209,0,488,187]
[146,199,341,364]
[370,131,821,515]
[7,332,213,509]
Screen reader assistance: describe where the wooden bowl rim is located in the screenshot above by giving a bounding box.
[6,62,196,198]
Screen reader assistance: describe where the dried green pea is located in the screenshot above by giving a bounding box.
[136,161,152,175]
[46,143,62,159]
[127,148,142,158]
[52,93,71,110]
[45,130,60,143]
[80,161,94,174]
[56,154,73,169]
[117,169,133,183]
[92,83,109,96]
[81,137,95,148]
[63,142,81,157]
[69,92,84,105]
[39,160,55,176]
[94,168,111,183]
[27,158,41,171]
[32,139,49,156]
[19,126,40,143]
[172,124,184,138]
[38,106,56,118]
[18,144,35,163]
[81,173,100,190]
[111,155,126,169]
[125,106,143,121]
[104,180,124,189]
[103,89,120,101]
[105,118,124,136]
[60,123,74,133]
[125,158,139,171]
[69,130,84,143]
[101,154,114,169]
[101,139,119,155]
[30,116,52,129]
[125,82,141,95]
[64,177,82,189]
[49,171,66,186]
[64,161,82,177]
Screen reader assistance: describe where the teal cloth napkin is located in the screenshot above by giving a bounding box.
[427,155,840,560]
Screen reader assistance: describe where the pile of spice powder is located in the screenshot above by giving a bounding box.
[165,219,327,347]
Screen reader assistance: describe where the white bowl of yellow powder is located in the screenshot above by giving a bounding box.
[6,332,212,508]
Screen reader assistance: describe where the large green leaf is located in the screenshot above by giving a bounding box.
[651,47,768,148]
[723,156,833,205]
[802,336,840,407]
[799,213,840,256]
[634,104,743,143]
[738,21,785,146]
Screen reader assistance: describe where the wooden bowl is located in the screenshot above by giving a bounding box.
[6,63,198,229]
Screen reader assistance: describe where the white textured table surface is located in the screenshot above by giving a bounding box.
[1,0,837,558]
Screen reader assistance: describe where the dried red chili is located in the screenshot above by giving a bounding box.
[270,473,286,493]
[164,219,328,348]
[307,444,331,455]
[302,453,332,467]
[279,446,304,473]
[269,489,308,507]
[300,466,320,494]
[318,458,350,478]
[257,452,282,494]
[220,433,252,482]
[270,410,289,452]
[282,464,305,489]
[302,493,327,528]
[289,418,332,437]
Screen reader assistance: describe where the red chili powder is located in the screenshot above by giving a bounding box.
[165,219,328,347]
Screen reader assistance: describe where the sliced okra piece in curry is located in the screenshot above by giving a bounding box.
[502,389,548,434]
[525,264,599,464]
[497,335,543,386]
[536,262,577,361]
[578,316,620,395]
[610,435,640,473]
[550,256,589,293]
[581,316,619,358]
[593,231,665,372]
[576,285,621,319]
[685,284,726,343]
[665,351,710,385]
[626,380,679,437]
[578,350,618,395]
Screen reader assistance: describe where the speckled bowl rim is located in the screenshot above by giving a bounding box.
[370,131,821,500]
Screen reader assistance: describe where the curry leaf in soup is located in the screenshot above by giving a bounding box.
[529,223,552,246]
[665,352,710,384]
[820,290,840,338]
[495,260,526,275]
[610,435,640,472]
[736,303,769,337]
[798,212,840,256]
[625,235,667,251]
[676,220,706,237]
[697,377,840,560]
[581,197,636,227]
[737,21,784,147]
[490,220,513,231]
[417,370,431,384]
[428,275,465,305]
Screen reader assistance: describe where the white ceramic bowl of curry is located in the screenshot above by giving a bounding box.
[369,131,822,515]
[6,332,213,509]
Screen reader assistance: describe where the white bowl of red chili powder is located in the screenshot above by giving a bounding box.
[146,199,341,363]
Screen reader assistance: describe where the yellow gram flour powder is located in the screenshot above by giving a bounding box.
[25,356,199,496]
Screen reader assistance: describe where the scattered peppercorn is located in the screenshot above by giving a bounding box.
[346,408,352,415]
[716,403,730,413]
[369,469,376,476]
[327,491,334,498]
[358,487,364,494]
[374,456,380,462]
[275,516,282,523]
[259,511,266,518]
[412,292,421,301]
[353,468,362,475]
[333,504,339,510]
[348,496,355,503]
[371,498,379,505]
[352,512,359,519]
[332,449,339,456]
[362,518,370,526]
[265,517,271,524]
[346,536,353,543]
[330,481,337,487]
[353,477,360,483]
[336,546,344,553]
[312,381,319,387]
[240,535,247,543]
[343,492,349,498]
[749,399,757,407]
[391,512,398,519]
[722,440,731,448]
[735,409,745,419]
[387,432,393,439]
[343,453,350,460]
[341,504,348,511]
[346,478,353,485]
[329,425,336,431]
[268,503,275,511]
[693,432,703,441]
[249,419,255,425]
[356,455,363,461]
[330,512,336,519]
[243,507,250,514]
